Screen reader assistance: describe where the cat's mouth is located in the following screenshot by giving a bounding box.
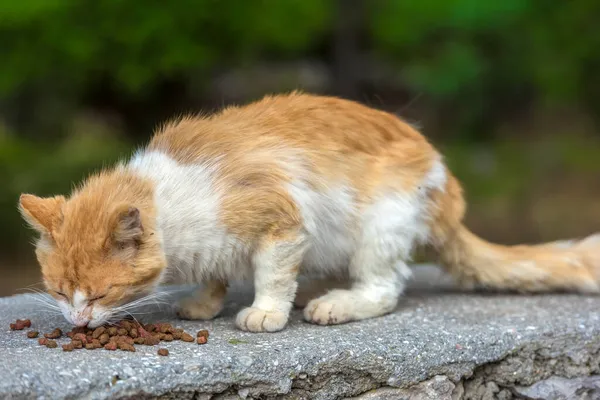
[86,318,107,329]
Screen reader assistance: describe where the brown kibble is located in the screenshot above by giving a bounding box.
[10,319,30,330]
[197,330,209,339]
[118,342,135,352]
[62,344,74,352]
[99,333,110,345]
[118,336,134,345]
[157,348,169,356]
[104,342,117,351]
[137,327,151,338]
[19,319,32,328]
[181,333,194,342]
[20,318,199,352]
[92,326,106,339]
[144,336,160,346]
[44,328,62,339]
[120,321,132,330]
[73,333,87,344]
[10,321,25,330]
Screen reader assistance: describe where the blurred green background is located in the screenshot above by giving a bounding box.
[2,0,600,295]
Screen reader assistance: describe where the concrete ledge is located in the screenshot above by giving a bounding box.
[1,266,600,399]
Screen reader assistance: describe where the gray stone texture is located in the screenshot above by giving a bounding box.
[1,265,600,399]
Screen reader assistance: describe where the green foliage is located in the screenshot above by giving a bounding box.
[0,0,332,95]
[370,0,600,136]
[2,0,599,134]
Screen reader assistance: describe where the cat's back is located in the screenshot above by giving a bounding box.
[147,92,431,161]
[130,93,444,271]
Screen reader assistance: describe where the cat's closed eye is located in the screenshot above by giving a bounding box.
[89,294,107,302]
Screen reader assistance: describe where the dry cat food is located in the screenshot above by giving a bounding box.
[9,319,31,330]
[197,329,209,344]
[12,319,209,353]
[157,348,169,356]
[44,328,62,339]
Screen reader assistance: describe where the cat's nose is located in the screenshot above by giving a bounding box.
[71,314,90,327]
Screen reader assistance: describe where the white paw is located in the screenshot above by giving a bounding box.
[303,295,352,325]
[176,296,222,320]
[235,307,288,332]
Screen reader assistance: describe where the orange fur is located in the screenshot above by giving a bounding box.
[19,169,165,308]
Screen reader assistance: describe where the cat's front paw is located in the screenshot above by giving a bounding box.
[235,307,288,332]
[176,296,223,320]
[303,294,352,325]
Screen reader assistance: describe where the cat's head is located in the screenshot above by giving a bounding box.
[18,191,166,327]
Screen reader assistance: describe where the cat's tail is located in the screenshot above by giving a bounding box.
[429,173,600,293]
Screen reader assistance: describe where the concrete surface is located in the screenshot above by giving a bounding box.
[1,265,600,400]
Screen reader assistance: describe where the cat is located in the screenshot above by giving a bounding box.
[18,92,600,332]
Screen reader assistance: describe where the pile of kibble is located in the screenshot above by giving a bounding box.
[9,318,209,357]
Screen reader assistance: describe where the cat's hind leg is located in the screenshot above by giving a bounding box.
[304,193,426,325]
[177,280,227,320]
[303,260,410,325]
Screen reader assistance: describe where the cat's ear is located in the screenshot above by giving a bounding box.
[109,203,144,248]
[19,194,65,234]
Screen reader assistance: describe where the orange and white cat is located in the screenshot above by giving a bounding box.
[18,92,600,332]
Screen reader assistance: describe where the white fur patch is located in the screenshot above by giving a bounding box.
[286,180,357,276]
[72,289,86,308]
[128,151,249,283]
